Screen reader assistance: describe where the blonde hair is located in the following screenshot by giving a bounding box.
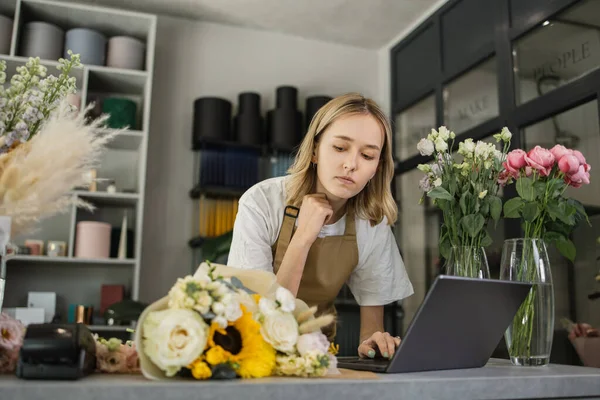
[285,93,397,226]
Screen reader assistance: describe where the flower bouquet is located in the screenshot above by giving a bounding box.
[417,126,512,277]
[135,262,338,380]
[499,144,590,365]
[94,335,140,374]
[0,52,117,238]
[0,312,25,374]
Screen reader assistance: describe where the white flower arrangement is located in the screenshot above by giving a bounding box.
[136,261,338,381]
[417,126,512,264]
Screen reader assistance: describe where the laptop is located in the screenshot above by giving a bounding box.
[337,275,532,373]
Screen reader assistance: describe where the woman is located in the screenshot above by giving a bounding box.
[227,93,413,359]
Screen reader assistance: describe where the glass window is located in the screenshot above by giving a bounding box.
[396,169,430,330]
[393,95,436,162]
[513,0,600,105]
[523,99,600,329]
[443,57,499,134]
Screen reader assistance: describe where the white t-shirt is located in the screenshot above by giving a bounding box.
[226,176,414,306]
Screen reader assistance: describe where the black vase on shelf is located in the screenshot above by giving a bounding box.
[192,97,232,148]
[267,86,303,151]
[305,95,332,131]
[233,92,264,146]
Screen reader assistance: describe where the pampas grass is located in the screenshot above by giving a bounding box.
[0,99,119,237]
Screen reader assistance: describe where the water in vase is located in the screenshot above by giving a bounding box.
[504,282,555,366]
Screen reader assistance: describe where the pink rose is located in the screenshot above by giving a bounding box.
[0,314,25,350]
[497,170,510,186]
[525,146,555,177]
[0,346,20,374]
[296,332,329,356]
[572,150,587,165]
[567,164,591,188]
[550,144,572,161]
[124,345,140,372]
[503,149,527,178]
[558,154,580,174]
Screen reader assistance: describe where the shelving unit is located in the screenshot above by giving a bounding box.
[0,0,156,333]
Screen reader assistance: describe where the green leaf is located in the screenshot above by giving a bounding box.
[439,236,451,260]
[522,202,540,223]
[544,231,566,243]
[568,198,590,226]
[503,197,524,218]
[556,239,576,262]
[461,214,485,238]
[480,201,489,216]
[427,186,454,201]
[480,230,493,247]
[533,181,546,199]
[516,177,535,201]
[489,195,502,222]
[448,179,458,197]
[459,191,469,215]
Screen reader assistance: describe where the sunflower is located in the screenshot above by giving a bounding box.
[189,359,212,380]
[206,305,276,378]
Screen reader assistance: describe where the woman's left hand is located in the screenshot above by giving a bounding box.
[358,331,401,359]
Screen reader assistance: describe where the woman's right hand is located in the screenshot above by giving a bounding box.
[294,193,333,246]
[569,323,599,340]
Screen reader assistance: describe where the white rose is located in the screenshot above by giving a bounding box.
[260,310,299,354]
[434,138,448,152]
[275,287,296,313]
[296,332,329,356]
[142,309,208,377]
[417,138,434,156]
[259,297,277,316]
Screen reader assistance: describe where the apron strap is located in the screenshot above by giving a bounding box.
[273,205,299,270]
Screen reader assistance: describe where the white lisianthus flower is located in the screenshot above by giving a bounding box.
[478,190,488,199]
[434,138,448,152]
[494,149,504,161]
[193,291,213,314]
[438,126,450,141]
[474,141,489,159]
[142,309,208,377]
[213,316,228,329]
[260,311,299,354]
[417,163,431,173]
[296,332,329,356]
[222,295,242,322]
[275,287,296,313]
[449,131,456,139]
[462,138,475,154]
[500,127,512,141]
[433,178,442,187]
[259,297,277,316]
[417,138,434,156]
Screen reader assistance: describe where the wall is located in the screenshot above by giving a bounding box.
[139,16,380,302]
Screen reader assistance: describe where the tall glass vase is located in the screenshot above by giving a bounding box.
[499,239,554,366]
[444,246,490,279]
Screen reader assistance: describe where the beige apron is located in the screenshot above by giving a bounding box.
[272,205,359,340]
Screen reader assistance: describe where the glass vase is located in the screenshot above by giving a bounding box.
[499,238,554,366]
[444,246,490,279]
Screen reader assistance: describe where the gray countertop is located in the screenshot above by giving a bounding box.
[1,359,600,400]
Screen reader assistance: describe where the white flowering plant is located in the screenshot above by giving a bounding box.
[417,126,512,274]
[0,51,80,150]
[136,261,338,381]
